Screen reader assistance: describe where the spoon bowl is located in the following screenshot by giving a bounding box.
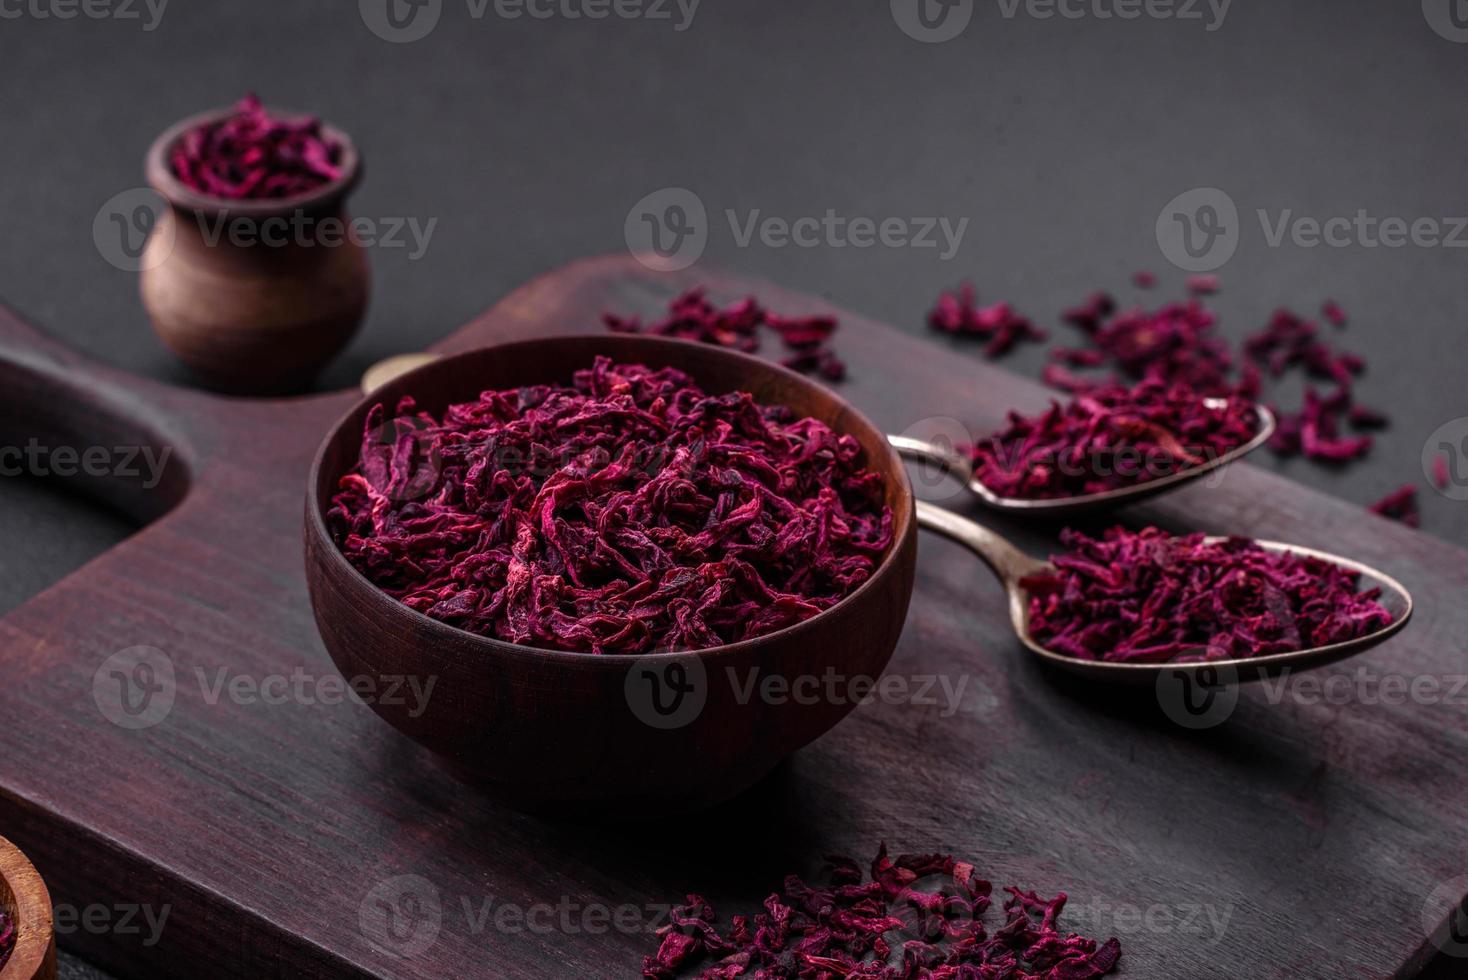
[892,401,1276,518]
[915,501,1413,686]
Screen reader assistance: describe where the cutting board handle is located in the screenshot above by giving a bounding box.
[0,304,194,522]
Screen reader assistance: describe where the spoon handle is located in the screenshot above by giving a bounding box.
[362,352,442,393]
[914,501,1049,586]
[888,435,976,485]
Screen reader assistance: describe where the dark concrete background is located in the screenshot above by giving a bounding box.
[1,0,1465,976]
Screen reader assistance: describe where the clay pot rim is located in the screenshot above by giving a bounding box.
[145,103,361,219]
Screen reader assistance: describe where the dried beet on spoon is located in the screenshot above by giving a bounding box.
[892,380,1275,518]
[913,502,1412,684]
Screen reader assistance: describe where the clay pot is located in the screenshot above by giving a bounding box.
[140,106,369,394]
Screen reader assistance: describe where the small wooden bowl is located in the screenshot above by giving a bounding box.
[305,336,918,810]
[0,836,56,980]
[141,104,369,395]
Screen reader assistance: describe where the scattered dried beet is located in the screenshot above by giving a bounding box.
[1040,362,1096,395]
[1268,388,1373,464]
[1043,286,1373,464]
[1049,293,1243,400]
[1243,310,1361,384]
[606,289,847,381]
[1132,270,1157,289]
[1433,453,1452,491]
[1369,485,1421,528]
[0,910,12,970]
[170,93,344,200]
[642,845,1121,980]
[1061,292,1117,336]
[928,284,1047,357]
[328,358,892,654]
[1027,277,1402,519]
[1022,526,1394,663]
[968,379,1260,500]
[1240,308,1373,464]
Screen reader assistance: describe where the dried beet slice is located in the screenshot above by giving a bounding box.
[643,846,1121,980]
[1369,485,1421,528]
[606,290,848,381]
[170,93,344,201]
[929,283,1047,356]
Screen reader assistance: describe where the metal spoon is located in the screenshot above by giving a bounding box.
[361,352,441,393]
[914,500,1413,685]
[891,402,1276,518]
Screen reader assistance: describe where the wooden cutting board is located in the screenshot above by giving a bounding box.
[0,256,1461,979]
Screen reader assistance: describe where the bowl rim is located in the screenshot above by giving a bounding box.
[145,102,361,219]
[306,334,916,666]
[0,833,53,980]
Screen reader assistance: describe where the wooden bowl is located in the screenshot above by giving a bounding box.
[141,105,369,395]
[305,335,917,810]
[0,836,55,980]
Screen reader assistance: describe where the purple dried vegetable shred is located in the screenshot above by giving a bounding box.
[328,358,892,654]
[1040,362,1095,395]
[968,379,1260,500]
[605,289,847,381]
[1043,291,1242,400]
[1024,282,1374,464]
[1235,308,1375,464]
[1061,293,1116,335]
[1433,453,1451,491]
[1369,485,1421,528]
[170,93,344,201]
[1022,526,1395,663]
[928,273,1405,518]
[1132,270,1157,289]
[928,284,1047,357]
[642,845,1121,980]
[0,910,13,970]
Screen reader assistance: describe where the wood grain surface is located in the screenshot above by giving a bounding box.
[0,255,1462,979]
